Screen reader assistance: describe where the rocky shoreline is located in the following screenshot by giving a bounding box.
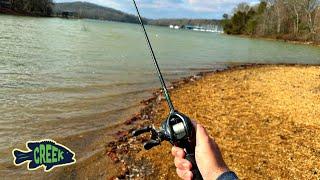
[104,64,269,179]
[105,64,239,179]
[106,64,320,179]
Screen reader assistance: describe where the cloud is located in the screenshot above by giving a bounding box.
[54,0,261,19]
[185,0,260,12]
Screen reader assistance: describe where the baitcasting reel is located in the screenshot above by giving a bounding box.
[133,111,195,150]
[132,111,203,180]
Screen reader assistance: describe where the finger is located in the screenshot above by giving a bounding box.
[174,157,192,170]
[176,168,193,180]
[196,124,211,147]
[191,120,197,129]
[172,146,185,158]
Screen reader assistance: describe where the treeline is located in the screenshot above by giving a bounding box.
[7,0,53,16]
[222,0,320,42]
[149,19,221,27]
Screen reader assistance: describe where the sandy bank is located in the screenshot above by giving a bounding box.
[106,64,320,180]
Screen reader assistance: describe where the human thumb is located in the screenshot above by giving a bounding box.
[195,124,211,148]
[195,124,229,180]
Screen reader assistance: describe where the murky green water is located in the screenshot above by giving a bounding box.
[0,14,320,176]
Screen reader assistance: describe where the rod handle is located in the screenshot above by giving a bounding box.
[185,153,203,180]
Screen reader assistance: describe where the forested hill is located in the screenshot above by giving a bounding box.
[53,2,141,23]
[53,2,220,26]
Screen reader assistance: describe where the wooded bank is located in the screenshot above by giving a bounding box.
[222,0,320,43]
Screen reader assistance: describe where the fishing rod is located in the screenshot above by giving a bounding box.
[132,0,174,112]
[131,0,203,179]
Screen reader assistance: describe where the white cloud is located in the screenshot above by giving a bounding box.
[185,0,260,12]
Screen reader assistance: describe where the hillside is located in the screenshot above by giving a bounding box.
[53,2,141,23]
[0,0,52,17]
[53,2,221,27]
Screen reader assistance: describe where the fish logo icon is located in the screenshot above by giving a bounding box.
[12,140,76,172]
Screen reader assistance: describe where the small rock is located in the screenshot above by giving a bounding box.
[156,94,165,103]
[193,75,201,80]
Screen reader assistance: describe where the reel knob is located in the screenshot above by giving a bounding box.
[132,126,152,137]
[144,140,161,150]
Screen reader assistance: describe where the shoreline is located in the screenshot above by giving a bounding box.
[228,34,320,47]
[1,12,319,48]
[3,63,319,179]
[0,8,51,17]
[24,64,233,179]
[104,63,320,179]
[104,63,235,179]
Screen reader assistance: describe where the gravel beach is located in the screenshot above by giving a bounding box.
[108,64,320,179]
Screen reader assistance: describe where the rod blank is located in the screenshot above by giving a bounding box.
[132,0,175,112]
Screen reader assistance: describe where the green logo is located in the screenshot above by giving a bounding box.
[12,139,76,172]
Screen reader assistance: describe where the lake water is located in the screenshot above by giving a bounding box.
[0,15,320,176]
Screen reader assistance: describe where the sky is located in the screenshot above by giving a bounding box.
[54,0,260,19]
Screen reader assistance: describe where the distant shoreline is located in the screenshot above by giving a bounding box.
[1,9,319,48]
[0,8,29,16]
[0,10,221,28]
[0,7,53,17]
[229,34,320,47]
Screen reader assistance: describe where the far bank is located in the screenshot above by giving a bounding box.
[226,34,320,47]
[222,1,320,46]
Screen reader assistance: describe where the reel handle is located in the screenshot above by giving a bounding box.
[185,153,203,180]
[144,140,161,150]
[132,126,152,137]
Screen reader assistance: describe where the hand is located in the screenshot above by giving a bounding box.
[171,123,229,180]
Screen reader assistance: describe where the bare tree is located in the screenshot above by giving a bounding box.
[264,0,283,34]
[315,7,320,34]
[303,0,320,35]
[234,2,251,13]
[284,0,304,34]
[274,0,286,33]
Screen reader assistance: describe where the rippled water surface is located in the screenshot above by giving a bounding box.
[1,15,320,172]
